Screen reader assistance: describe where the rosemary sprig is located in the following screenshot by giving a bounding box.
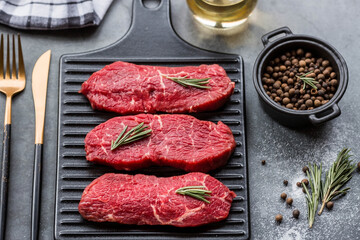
[318,148,357,215]
[162,74,211,89]
[302,163,322,228]
[296,71,319,90]
[110,122,152,150]
[175,186,212,203]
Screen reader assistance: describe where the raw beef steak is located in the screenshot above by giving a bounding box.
[79,61,234,114]
[84,114,236,172]
[78,172,236,227]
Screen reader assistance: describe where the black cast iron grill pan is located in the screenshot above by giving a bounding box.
[55,1,249,239]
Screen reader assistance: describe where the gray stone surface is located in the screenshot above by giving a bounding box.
[0,0,359,239]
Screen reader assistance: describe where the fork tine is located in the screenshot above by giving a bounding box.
[0,34,3,78]
[17,34,25,80]
[5,34,10,79]
[12,35,16,79]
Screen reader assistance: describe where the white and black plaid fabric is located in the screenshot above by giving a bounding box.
[0,0,113,30]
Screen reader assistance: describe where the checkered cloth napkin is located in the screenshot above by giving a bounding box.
[0,0,113,30]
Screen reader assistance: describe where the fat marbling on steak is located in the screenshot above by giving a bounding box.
[84,114,236,172]
[78,172,236,227]
[79,61,235,114]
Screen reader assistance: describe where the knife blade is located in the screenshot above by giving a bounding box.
[31,50,51,240]
[32,50,51,144]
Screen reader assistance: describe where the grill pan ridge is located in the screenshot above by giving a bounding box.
[55,1,249,239]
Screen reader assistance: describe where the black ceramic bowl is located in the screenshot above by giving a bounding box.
[253,27,348,127]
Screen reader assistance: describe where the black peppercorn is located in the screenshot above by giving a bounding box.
[299,60,306,67]
[293,209,300,219]
[280,192,287,200]
[322,60,330,67]
[280,65,286,71]
[358,162,360,171]
[287,78,294,85]
[273,82,281,89]
[301,179,309,186]
[266,66,274,73]
[275,214,283,223]
[296,182,302,187]
[330,79,338,86]
[318,73,325,80]
[302,166,309,173]
[282,97,290,105]
[314,99,321,107]
[261,160,266,165]
[286,197,293,206]
[305,99,313,107]
[326,201,334,210]
[286,103,294,109]
[283,180,288,186]
[296,48,304,56]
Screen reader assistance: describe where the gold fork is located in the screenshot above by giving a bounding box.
[0,34,25,240]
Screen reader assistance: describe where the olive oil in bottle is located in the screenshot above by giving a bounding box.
[187,0,257,29]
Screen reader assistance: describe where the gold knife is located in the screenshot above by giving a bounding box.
[31,50,51,240]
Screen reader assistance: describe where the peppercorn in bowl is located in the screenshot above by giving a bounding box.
[253,27,348,127]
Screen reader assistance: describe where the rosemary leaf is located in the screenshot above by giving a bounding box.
[176,186,212,203]
[303,163,322,228]
[297,71,318,90]
[184,192,210,203]
[162,74,211,89]
[111,122,152,150]
[318,148,356,215]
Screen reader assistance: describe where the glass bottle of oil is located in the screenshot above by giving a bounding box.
[187,0,257,29]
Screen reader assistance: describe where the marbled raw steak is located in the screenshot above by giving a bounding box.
[79,61,234,114]
[78,172,236,227]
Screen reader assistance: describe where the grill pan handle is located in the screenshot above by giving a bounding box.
[261,27,293,47]
[130,0,169,33]
[116,0,182,52]
[70,0,238,60]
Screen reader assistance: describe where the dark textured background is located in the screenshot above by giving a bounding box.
[0,0,359,239]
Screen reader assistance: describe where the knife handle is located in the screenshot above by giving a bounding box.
[0,124,10,240]
[31,144,42,240]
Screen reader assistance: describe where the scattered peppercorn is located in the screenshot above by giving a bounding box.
[275,214,283,223]
[326,201,334,210]
[301,179,309,186]
[261,160,266,165]
[302,166,309,173]
[296,182,302,187]
[261,49,338,110]
[357,162,360,171]
[293,209,300,219]
[280,192,287,200]
[283,180,288,186]
[302,187,306,193]
[286,197,293,205]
